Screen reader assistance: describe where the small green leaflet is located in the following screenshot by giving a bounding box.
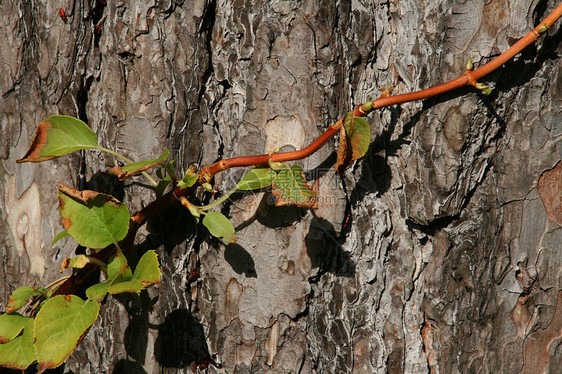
[51,230,70,247]
[237,167,277,190]
[114,148,170,181]
[17,115,98,163]
[155,161,177,197]
[0,314,28,342]
[271,165,317,208]
[132,250,161,285]
[177,166,199,189]
[86,250,161,301]
[57,184,130,249]
[108,250,162,294]
[0,316,36,369]
[6,287,36,314]
[203,211,236,243]
[86,252,132,301]
[66,255,91,270]
[155,179,172,197]
[34,295,100,372]
[121,148,170,172]
[335,112,371,174]
[107,251,130,280]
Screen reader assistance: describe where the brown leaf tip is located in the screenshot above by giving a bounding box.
[17,120,53,163]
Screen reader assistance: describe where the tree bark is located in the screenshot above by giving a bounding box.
[1,0,561,373]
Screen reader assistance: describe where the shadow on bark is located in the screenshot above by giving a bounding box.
[139,202,198,255]
[114,291,159,366]
[305,216,355,277]
[112,360,147,374]
[84,171,125,202]
[153,309,212,368]
[255,194,309,227]
[224,243,257,278]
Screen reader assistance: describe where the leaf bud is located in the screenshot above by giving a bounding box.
[466,57,474,71]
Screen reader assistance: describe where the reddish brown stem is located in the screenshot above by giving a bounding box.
[201,3,562,178]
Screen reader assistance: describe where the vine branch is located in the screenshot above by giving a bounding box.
[199,3,562,178]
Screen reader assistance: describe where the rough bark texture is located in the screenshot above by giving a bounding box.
[1,0,561,373]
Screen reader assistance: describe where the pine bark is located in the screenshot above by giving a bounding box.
[1,0,561,373]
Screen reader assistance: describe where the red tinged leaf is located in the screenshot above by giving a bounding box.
[336,125,352,176]
[271,165,317,208]
[0,316,36,369]
[17,120,51,162]
[17,115,98,163]
[335,112,371,175]
[6,287,36,314]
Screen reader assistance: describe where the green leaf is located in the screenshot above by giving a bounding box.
[155,178,172,197]
[107,251,131,280]
[96,250,161,297]
[34,295,99,371]
[111,148,171,181]
[85,281,111,302]
[132,250,161,286]
[237,167,277,190]
[51,230,69,247]
[121,148,170,172]
[0,313,28,342]
[203,211,236,243]
[17,115,98,163]
[335,113,371,174]
[6,287,36,314]
[57,185,130,249]
[86,252,131,301]
[108,278,144,294]
[271,165,317,208]
[0,316,36,369]
[177,167,198,189]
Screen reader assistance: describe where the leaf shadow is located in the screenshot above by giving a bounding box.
[112,360,147,374]
[11,365,68,373]
[84,171,125,201]
[305,215,355,277]
[113,291,159,365]
[253,192,309,228]
[153,308,213,368]
[138,202,198,255]
[224,243,257,278]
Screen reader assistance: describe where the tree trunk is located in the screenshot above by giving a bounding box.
[1,0,561,373]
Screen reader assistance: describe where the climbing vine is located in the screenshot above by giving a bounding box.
[1,4,561,372]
